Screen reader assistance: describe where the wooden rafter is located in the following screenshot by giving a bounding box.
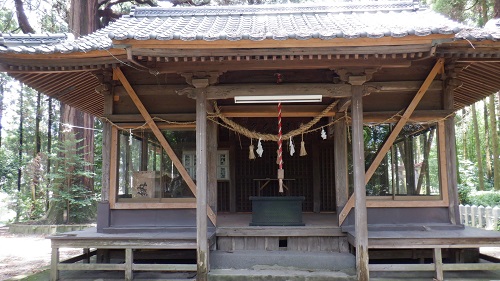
[339,58,445,225]
[113,67,217,226]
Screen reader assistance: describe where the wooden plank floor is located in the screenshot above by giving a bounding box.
[217,212,344,237]
[347,225,500,248]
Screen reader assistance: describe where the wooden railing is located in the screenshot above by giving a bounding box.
[459,204,500,230]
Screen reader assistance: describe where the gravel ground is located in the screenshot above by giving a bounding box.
[0,226,80,281]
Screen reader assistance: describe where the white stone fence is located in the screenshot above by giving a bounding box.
[459,204,500,230]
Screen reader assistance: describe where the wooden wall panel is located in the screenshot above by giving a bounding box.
[217,181,230,212]
[217,236,342,252]
[319,142,336,212]
[235,139,314,212]
[363,91,443,112]
[113,95,195,115]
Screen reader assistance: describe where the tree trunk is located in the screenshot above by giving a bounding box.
[489,95,500,190]
[472,103,485,191]
[494,0,500,19]
[35,92,41,155]
[416,129,434,194]
[462,109,467,160]
[484,101,492,180]
[17,85,24,193]
[69,0,98,192]
[46,97,53,211]
[14,0,35,33]
[46,0,99,223]
[0,80,3,148]
[69,0,99,36]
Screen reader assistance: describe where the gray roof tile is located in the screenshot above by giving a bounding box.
[1,1,499,55]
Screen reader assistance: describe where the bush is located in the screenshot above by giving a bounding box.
[467,191,500,207]
[458,183,472,205]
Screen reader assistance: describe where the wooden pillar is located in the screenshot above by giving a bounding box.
[334,120,348,216]
[101,86,113,202]
[207,110,218,217]
[98,88,113,233]
[196,91,209,280]
[433,248,444,281]
[352,85,369,281]
[50,246,59,281]
[444,71,460,225]
[101,123,111,202]
[125,248,133,281]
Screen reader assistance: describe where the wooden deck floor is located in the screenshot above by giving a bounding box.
[346,225,500,248]
[216,212,343,237]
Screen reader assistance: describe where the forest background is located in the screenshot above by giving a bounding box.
[1,0,499,224]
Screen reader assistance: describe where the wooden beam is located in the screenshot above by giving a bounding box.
[112,67,216,225]
[339,58,445,225]
[218,105,336,118]
[337,98,351,112]
[362,110,454,123]
[114,34,452,49]
[365,80,442,92]
[156,58,412,73]
[178,83,352,99]
[103,114,196,123]
[133,44,434,58]
[352,85,369,281]
[196,91,209,281]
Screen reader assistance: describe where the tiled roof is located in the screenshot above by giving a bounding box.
[110,1,463,41]
[0,29,113,54]
[0,1,497,55]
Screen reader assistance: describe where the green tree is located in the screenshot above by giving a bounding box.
[48,135,96,223]
[472,103,485,191]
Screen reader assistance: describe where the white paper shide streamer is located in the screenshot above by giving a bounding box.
[256,138,264,157]
[289,136,295,156]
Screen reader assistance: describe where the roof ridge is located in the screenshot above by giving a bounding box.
[129,1,422,18]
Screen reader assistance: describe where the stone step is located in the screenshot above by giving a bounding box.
[209,269,356,281]
[210,250,356,271]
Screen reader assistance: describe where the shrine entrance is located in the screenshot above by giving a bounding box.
[216,117,337,214]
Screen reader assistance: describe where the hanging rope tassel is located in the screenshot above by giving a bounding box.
[249,139,256,160]
[300,133,307,156]
[277,102,284,193]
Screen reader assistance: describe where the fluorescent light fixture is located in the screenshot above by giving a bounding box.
[234,95,322,104]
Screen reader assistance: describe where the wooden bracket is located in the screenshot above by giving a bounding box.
[113,67,217,226]
[181,72,221,87]
[338,58,445,226]
[335,68,379,85]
